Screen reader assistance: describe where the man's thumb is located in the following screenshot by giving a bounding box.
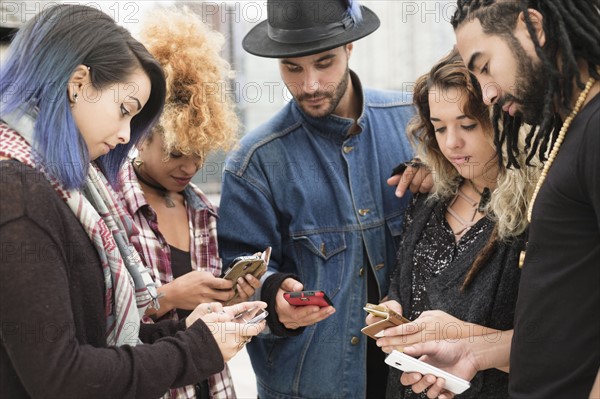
[281,278,303,292]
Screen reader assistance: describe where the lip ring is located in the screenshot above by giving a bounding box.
[450,156,471,164]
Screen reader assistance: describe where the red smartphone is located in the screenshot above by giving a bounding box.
[283,290,333,307]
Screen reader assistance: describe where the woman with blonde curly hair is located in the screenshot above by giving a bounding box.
[365,48,539,399]
[117,8,261,399]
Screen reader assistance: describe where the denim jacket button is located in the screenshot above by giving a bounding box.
[350,336,360,345]
[359,268,365,277]
[358,209,370,216]
[343,146,354,154]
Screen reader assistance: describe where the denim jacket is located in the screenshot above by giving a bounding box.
[218,72,414,399]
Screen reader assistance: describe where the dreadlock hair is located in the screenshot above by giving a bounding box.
[451,0,600,167]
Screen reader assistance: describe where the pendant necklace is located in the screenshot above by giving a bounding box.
[447,180,491,241]
[132,160,177,208]
[469,180,492,213]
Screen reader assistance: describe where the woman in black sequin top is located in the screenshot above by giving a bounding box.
[365,49,539,399]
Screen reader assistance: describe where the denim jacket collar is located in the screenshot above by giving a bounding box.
[291,70,366,141]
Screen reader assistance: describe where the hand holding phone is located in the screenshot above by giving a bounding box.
[385,350,471,395]
[283,290,333,307]
[234,307,268,324]
[361,303,411,340]
[222,247,271,304]
[223,256,265,282]
[223,247,271,281]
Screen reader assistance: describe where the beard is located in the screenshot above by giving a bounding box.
[499,35,549,125]
[295,65,350,118]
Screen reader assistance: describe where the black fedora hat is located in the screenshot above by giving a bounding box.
[243,0,380,58]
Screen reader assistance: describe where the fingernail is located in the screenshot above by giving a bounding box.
[374,331,385,338]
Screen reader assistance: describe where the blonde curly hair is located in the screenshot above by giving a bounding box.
[138,7,238,157]
[408,48,539,241]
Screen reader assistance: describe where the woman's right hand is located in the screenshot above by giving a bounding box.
[163,271,235,310]
[186,301,267,362]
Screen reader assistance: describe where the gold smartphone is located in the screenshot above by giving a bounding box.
[361,303,411,340]
[223,256,266,282]
[222,247,271,304]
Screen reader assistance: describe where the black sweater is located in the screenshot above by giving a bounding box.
[386,193,524,399]
[0,160,224,398]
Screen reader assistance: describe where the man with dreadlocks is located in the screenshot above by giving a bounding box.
[395,1,600,398]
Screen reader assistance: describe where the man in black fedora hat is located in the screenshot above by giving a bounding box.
[218,1,425,397]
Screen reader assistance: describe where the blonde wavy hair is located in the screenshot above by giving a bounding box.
[138,7,238,157]
[408,48,539,241]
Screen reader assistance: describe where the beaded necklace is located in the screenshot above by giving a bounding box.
[519,71,598,268]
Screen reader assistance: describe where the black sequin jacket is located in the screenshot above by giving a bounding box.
[386,193,525,399]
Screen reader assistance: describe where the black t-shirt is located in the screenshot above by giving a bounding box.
[510,93,600,398]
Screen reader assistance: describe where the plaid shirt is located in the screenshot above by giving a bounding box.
[119,162,236,399]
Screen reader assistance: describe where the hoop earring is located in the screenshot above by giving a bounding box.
[73,93,78,104]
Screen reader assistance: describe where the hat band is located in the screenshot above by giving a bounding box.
[267,14,355,44]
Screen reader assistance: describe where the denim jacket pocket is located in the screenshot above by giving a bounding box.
[291,232,347,299]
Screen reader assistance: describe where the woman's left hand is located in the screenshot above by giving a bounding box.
[398,340,480,399]
[186,301,267,362]
[376,310,469,353]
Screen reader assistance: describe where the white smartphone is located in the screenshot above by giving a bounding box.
[233,307,269,324]
[246,308,268,324]
[385,350,471,395]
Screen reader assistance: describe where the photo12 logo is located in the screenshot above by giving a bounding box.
[1,2,140,25]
